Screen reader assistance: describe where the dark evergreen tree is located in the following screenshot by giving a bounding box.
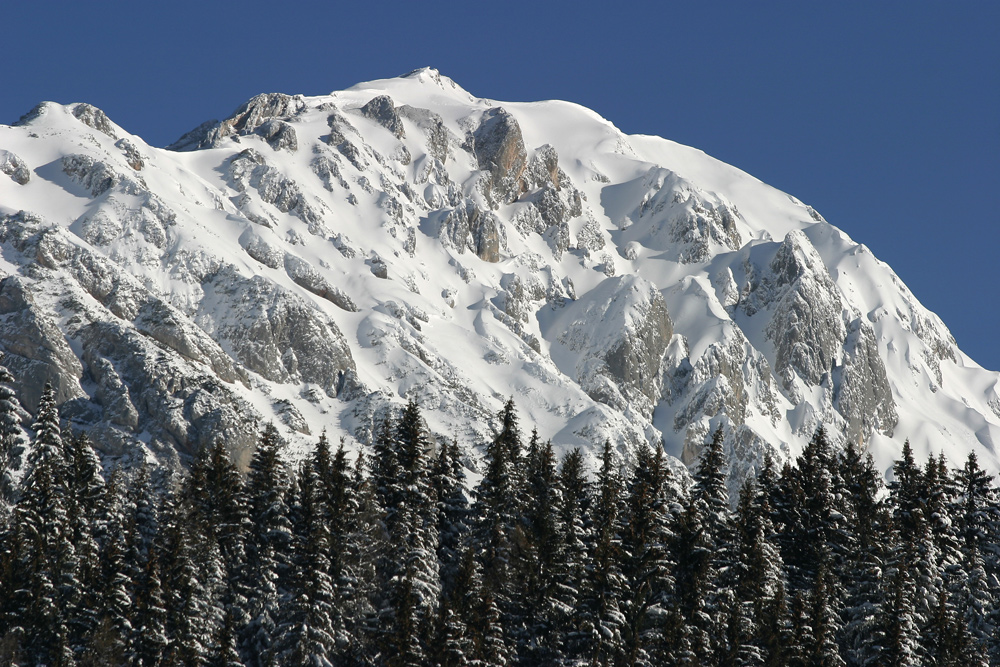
[273,460,337,666]
[516,439,571,663]
[837,440,886,667]
[13,383,78,667]
[876,554,920,667]
[558,447,592,661]
[132,551,169,667]
[572,439,625,665]
[733,478,786,666]
[241,423,293,666]
[433,437,471,599]
[618,444,673,666]
[471,398,524,645]
[0,366,27,503]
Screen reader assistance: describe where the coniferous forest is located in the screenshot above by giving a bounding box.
[2,374,1000,666]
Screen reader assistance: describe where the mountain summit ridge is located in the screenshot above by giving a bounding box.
[0,70,996,488]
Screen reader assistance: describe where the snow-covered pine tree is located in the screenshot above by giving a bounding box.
[807,559,846,667]
[876,552,920,666]
[516,439,570,663]
[432,437,471,600]
[369,400,439,664]
[572,439,626,665]
[132,550,169,667]
[272,459,337,666]
[471,398,524,640]
[13,382,79,667]
[836,439,887,667]
[165,526,215,665]
[733,478,786,665]
[558,447,592,661]
[951,452,998,662]
[0,366,27,503]
[241,423,293,666]
[619,443,674,666]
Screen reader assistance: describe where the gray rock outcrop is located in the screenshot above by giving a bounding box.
[72,103,117,139]
[557,276,673,417]
[0,277,84,411]
[200,269,356,398]
[360,95,405,139]
[168,92,306,150]
[472,107,527,206]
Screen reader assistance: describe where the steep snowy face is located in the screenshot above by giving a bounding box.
[1,67,997,488]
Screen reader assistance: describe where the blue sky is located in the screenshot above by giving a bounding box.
[4,2,999,371]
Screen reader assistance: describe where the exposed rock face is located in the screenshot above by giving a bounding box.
[0,277,84,411]
[473,107,527,206]
[737,229,898,442]
[79,321,259,466]
[750,230,847,391]
[62,154,126,197]
[0,151,30,185]
[360,95,405,138]
[434,201,505,262]
[115,139,145,170]
[200,269,356,398]
[835,319,897,442]
[134,301,246,385]
[255,119,298,152]
[616,170,744,263]
[72,103,117,139]
[228,149,324,232]
[283,254,358,312]
[168,93,306,150]
[398,105,450,162]
[557,276,673,418]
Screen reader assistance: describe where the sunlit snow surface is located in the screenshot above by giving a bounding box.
[1,68,997,488]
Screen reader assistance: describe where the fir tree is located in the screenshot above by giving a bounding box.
[14,382,79,666]
[733,478,786,665]
[273,460,337,667]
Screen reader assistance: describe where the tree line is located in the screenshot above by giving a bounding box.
[0,371,998,666]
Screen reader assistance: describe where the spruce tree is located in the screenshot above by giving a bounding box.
[516,439,570,663]
[432,437,471,600]
[619,444,674,666]
[273,461,337,666]
[14,382,79,666]
[132,551,169,667]
[733,478,786,665]
[242,423,293,666]
[558,447,592,661]
[471,398,524,639]
[0,366,27,503]
[573,439,626,665]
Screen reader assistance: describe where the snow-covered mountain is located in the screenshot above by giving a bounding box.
[1,68,998,487]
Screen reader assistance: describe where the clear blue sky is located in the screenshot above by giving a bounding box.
[4,2,999,371]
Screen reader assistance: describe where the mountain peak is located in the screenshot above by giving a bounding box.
[1,73,998,491]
